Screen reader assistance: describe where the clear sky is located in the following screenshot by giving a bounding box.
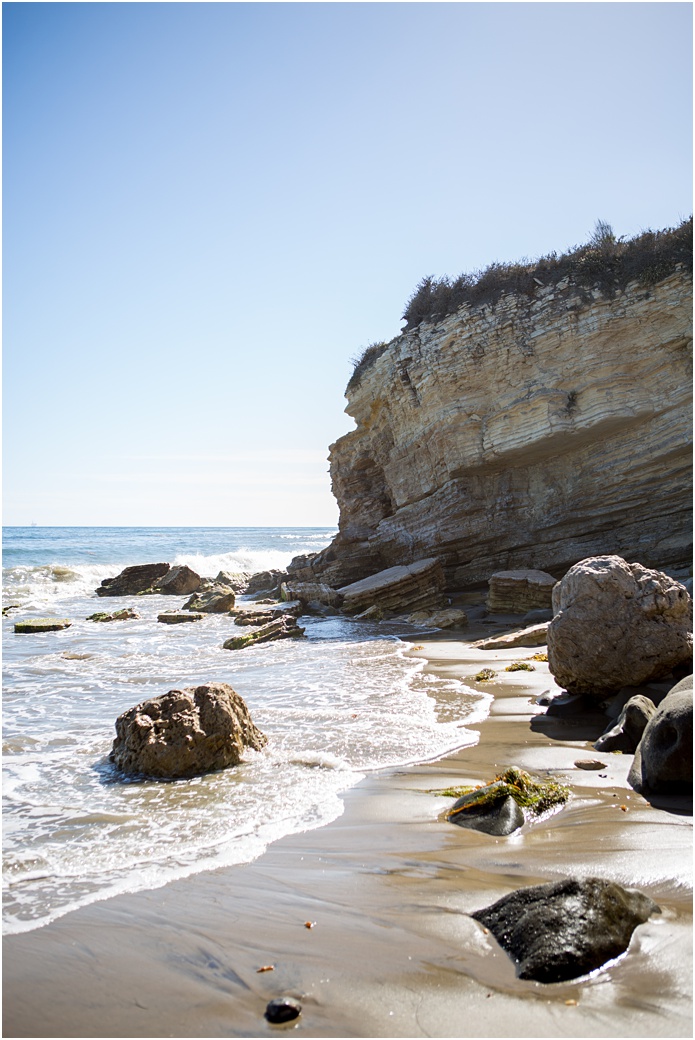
[4,1,692,527]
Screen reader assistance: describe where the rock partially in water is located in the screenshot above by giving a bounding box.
[487,569,557,614]
[264,998,302,1024]
[282,581,343,610]
[339,558,446,616]
[14,618,72,633]
[231,602,303,627]
[87,608,140,622]
[472,877,660,983]
[223,615,305,650]
[183,586,236,613]
[157,611,204,624]
[246,569,288,596]
[628,676,693,795]
[96,563,170,597]
[214,570,252,592]
[547,556,692,698]
[153,565,201,595]
[594,695,657,754]
[110,682,267,779]
[442,767,568,836]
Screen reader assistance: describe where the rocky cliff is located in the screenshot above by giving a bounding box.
[294,266,692,591]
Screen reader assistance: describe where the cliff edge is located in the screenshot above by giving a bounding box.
[293,232,692,591]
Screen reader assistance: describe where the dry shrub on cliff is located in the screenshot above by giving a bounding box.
[347,341,390,392]
[400,217,692,331]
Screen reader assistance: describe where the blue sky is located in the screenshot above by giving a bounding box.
[4,1,692,526]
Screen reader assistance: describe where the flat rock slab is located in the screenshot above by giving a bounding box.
[472,876,659,983]
[223,615,305,650]
[157,612,204,624]
[475,623,549,650]
[14,618,72,633]
[338,558,445,615]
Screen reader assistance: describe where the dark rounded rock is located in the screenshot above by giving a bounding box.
[264,998,302,1023]
[449,793,524,835]
[594,695,656,754]
[628,676,693,795]
[96,563,170,597]
[472,876,659,983]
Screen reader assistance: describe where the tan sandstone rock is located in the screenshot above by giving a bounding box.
[476,623,549,650]
[487,569,557,614]
[110,682,267,779]
[547,556,692,697]
[338,558,446,615]
[292,271,692,590]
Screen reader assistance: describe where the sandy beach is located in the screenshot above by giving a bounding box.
[3,621,692,1039]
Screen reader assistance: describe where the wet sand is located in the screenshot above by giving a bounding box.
[3,625,693,1038]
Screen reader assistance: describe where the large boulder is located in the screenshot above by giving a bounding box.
[153,565,201,596]
[338,558,446,616]
[472,877,659,983]
[628,676,693,795]
[183,585,236,613]
[487,569,557,614]
[110,682,267,779]
[547,556,692,698]
[96,563,170,597]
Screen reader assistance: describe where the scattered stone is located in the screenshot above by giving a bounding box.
[545,692,592,716]
[449,791,525,836]
[264,998,302,1024]
[475,623,549,650]
[505,661,535,672]
[354,604,386,621]
[87,608,140,622]
[223,615,305,650]
[182,586,236,614]
[110,682,267,779]
[214,571,252,592]
[338,558,446,616]
[487,569,557,614]
[14,618,72,633]
[407,608,468,629]
[628,676,693,795]
[246,569,288,596]
[96,563,170,597]
[547,556,692,698]
[471,877,660,983]
[231,602,303,627]
[474,668,497,682]
[574,759,607,770]
[594,695,657,754]
[157,612,204,624]
[281,581,343,610]
[153,565,201,596]
[2,604,20,615]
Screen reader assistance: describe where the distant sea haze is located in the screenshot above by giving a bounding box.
[2,526,489,934]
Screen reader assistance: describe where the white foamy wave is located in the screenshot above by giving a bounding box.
[172,548,298,576]
[3,564,115,607]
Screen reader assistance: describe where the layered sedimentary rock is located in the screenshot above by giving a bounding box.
[296,271,692,589]
[487,569,557,613]
[338,558,445,615]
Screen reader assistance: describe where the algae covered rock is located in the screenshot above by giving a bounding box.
[223,615,305,650]
[110,682,267,779]
[87,608,140,622]
[440,767,569,836]
[183,586,236,614]
[14,617,72,633]
[96,563,170,597]
[157,611,204,624]
[472,877,660,983]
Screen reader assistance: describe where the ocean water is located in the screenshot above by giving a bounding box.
[2,527,490,935]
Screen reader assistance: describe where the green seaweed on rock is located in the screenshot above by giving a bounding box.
[432,767,570,817]
[474,668,497,682]
[506,661,536,672]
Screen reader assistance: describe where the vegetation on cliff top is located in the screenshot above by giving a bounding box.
[348,218,692,391]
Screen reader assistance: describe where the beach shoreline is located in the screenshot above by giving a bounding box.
[3,623,692,1039]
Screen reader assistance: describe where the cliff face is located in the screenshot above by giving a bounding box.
[302,270,692,590]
